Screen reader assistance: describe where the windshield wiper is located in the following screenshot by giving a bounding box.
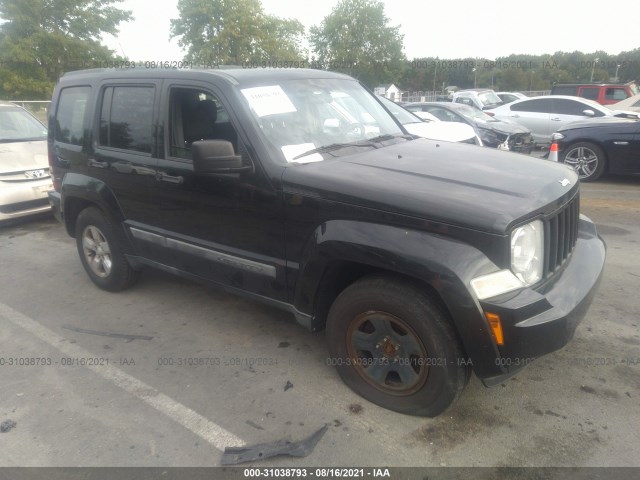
[367,134,398,143]
[292,141,378,160]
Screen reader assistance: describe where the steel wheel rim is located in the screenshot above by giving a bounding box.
[82,225,112,278]
[346,311,429,395]
[564,146,598,178]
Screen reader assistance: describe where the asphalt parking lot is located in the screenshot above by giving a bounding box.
[0,175,639,469]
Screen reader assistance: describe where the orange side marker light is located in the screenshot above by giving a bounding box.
[485,312,504,345]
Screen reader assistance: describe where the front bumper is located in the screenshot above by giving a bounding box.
[0,177,53,222]
[478,214,606,386]
[48,190,63,223]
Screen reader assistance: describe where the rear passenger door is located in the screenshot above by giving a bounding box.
[92,81,160,225]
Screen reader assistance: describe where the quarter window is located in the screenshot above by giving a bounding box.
[99,86,155,153]
[54,86,90,146]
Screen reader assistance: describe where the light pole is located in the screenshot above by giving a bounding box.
[615,64,621,82]
[529,70,535,91]
[472,67,477,88]
[590,58,599,83]
[433,60,438,92]
[491,64,495,89]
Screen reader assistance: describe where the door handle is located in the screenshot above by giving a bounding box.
[551,117,561,121]
[613,141,629,145]
[156,172,184,184]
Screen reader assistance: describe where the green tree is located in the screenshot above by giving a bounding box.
[0,0,132,99]
[170,0,305,65]
[309,0,405,88]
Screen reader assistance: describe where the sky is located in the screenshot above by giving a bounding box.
[103,0,638,62]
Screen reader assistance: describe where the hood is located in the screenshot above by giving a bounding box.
[0,140,48,174]
[282,138,578,234]
[403,121,477,143]
[558,116,640,132]
[476,118,530,135]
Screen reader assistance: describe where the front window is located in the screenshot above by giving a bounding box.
[0,106,47,142]
[605,88,628,101]
[240,79,403,163]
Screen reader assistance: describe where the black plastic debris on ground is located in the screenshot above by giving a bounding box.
[221,425,328,465]
[0,420,16,433]
[62,325,153,341]
[284,381,293,391]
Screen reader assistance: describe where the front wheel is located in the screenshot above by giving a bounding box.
[326,275,469,417]
[562,142,606,182]
[75,207,139,292]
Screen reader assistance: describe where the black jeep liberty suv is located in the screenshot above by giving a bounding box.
[48,68,605,416]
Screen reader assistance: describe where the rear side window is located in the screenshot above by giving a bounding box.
[99,86,155,153]
[578,88,599,101]
[54,86,90,145]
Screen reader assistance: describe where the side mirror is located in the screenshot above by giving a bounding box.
[192,140,251,174]
[582,109,595,117]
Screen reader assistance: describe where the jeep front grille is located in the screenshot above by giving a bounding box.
[544,194,579,277]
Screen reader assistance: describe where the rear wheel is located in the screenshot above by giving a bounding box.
[562,142,606,182]
[75,207,139,292]
[326,275,469,417]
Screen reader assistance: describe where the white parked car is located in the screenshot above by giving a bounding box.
[0,102,52,222]
[490,95,617,144]
[378,96,482,145]
[451,89,503,111]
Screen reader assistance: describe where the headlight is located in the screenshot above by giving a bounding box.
[511,219,544,285]
[479,128,499,145]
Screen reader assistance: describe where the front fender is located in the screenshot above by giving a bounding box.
[294,220,506,378]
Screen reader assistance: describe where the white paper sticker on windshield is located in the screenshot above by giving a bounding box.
[281,143,323,163]
[241,85,296,117]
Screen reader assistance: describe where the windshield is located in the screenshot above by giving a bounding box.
[240,79,403,163]
[478,91,502,106]
[0,107,48,142]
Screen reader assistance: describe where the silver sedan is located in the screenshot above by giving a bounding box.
[490,95,613,145]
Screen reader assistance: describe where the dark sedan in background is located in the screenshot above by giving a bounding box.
[404,102,534,154]
[552,117,640,182]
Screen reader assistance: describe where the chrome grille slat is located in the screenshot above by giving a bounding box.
[544,194,579,277]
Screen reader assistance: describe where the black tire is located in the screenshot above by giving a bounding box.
[75,207,139,292]
[561,141,606,182]
[326,275,469,417]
